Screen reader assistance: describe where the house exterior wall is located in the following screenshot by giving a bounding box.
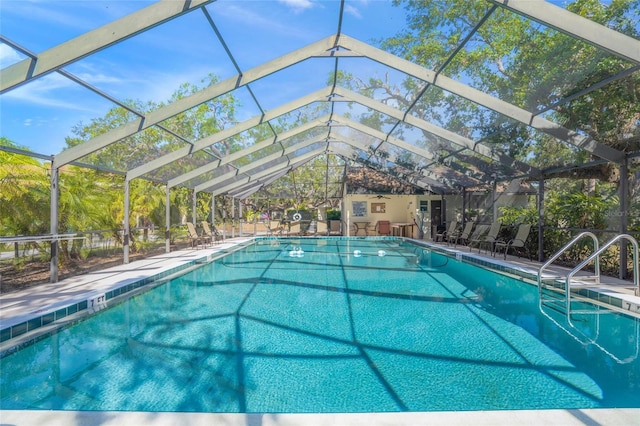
[343,190,530,239]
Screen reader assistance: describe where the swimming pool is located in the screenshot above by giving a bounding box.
[1,238,639,412]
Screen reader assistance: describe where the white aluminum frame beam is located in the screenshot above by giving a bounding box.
[228,168,292,199]
[166,117,329,188]
[491,0,640,65]
[333,87,539,177]
[127,87,333,181]
[227,155,320,199]
[339,35,625,163]
[0,0,214,94]
[336,146,442,193]
[196,135,329,193]
[209,147,326,195]
[176,105,479,196]
[162,77,518,190]
[52,36,337,168]
[199,131,446,197]
[331,115,490,183]
[330,136,450,190]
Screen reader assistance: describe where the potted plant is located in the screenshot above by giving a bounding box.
[414,209,428,239]
[326,209,341,234]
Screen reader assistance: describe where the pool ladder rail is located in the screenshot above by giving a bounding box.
[536,233,640,363]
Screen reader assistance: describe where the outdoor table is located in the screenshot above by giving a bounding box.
[353,221,370,236]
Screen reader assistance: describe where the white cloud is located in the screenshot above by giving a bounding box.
[278,0,315,13]
[215,2,317,40]
[0,43,24,68]
[344,4,363,19]
[1,0,146,33]
[3,73,100,112]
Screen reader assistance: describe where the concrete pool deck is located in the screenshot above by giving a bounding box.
[1,408,640,426]
[1,236,639,425]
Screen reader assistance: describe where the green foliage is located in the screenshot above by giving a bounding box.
[380,0,639,169]
[546,192,613,229]
[0,138,50,236]
[497,205,538,226]
[326,209,341,220]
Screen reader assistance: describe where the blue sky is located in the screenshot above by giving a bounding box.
[0,0,408,156]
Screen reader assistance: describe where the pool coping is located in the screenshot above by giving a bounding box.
[1,408,639,426]
[412,239,640,318]
[0,238,255,354]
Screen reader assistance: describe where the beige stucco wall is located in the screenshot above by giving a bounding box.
[343,194,426,238]
[342,191,530,239]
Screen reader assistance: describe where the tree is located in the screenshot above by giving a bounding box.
[0,138,50,236]
[375,0,639,177]
[64,74,240,179]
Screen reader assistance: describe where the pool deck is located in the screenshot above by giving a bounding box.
[1,236,639,425]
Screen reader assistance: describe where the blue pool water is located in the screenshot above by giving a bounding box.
[1,238,639,412]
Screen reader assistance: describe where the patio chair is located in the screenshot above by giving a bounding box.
[267,220,283,236]
[316,220,328,236]
[450,222,474,246]
[375,220,391,236]
[288,221,301,236]
[477,222,502,254]
[494,224,532,259]
[329,220,342,236]
[186,222,204,249]
[201,221,223,244]
[435,221,457,242]
[467,225,489,251]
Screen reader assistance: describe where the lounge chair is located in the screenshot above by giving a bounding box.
[288,221,301,236]
[329,220,341,236]
[477,222,501,254]
[201,221,223,244]
[186,222,204,249]
[450,222,474,246]
[467,225,489,251]
[316,220,328,236]
[374,220,391,236]
[267,220,283,236]
[436,221,457,242]
[494,224,532,259]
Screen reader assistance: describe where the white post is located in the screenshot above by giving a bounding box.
[492,179,498,223]
[50,166,59,283]
[165,185,171,253]
[123,179,130,264]
[192,190,197,224]
[232,197,235,238]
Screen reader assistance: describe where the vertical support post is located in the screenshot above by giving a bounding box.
[232,197,236,238]
[221,196,227,240]
[492,179,498,223]
[123,178,130,264]
[538,177,545,262]
[619,158,629,279]
[50,165,59,283]
[211,194,216,226]
[461,187,467,226]
[165,185,171,253]
[192,190,197,224]
[239,200,243,237]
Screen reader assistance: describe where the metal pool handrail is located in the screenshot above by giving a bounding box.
[538,231,600,289]
[567,234,639,297]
